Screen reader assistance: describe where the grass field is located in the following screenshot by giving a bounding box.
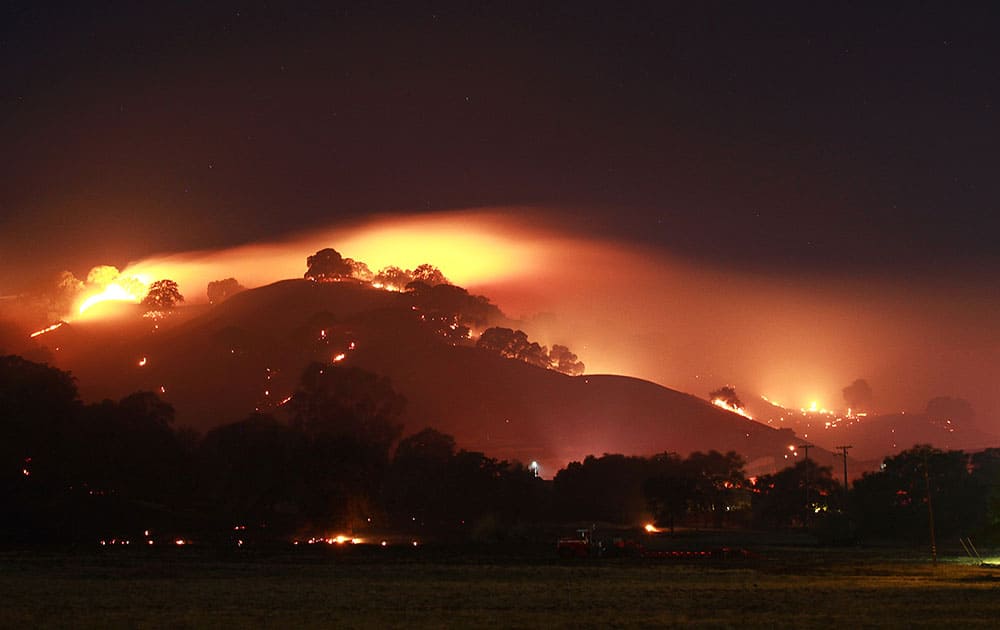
[2,546,999,628]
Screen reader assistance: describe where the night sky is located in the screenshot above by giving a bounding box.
[2,3,999,424]
[4,2,999,288]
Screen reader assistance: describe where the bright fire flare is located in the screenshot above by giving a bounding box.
[29,322,63,338]
[712,398,753,420]
[77,282,145,315]
[644,523,661,533]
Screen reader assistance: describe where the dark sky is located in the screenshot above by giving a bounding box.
[2,1,999,291]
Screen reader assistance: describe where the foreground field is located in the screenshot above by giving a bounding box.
[2,546,998,628]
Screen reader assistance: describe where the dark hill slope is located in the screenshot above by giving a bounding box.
[54,280,835,474]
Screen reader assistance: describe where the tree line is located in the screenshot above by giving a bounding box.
[3,353,999,547]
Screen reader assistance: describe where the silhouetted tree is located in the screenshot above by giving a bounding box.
[970,449,1000,543]
[753,459,838,529]
[305,248,353,281]
[852,445,978,543]
[410,264,449,286]
[346,258,374,281]
[478,327,527,358]
[384,428,457,528]
[642,452,691,532]
[142,279,184,309]
[196,413,306,534]
[549,344,585,376]
[289,363,405,528]
[554,454,653,524]
[408,283,501,329]
[206,277,244,304]
[373,266,412,290]
[0,355,80,491]
[480,327,544,363]
[291,363,404,447]
[686,450,747,527]
[709,386,743,409]
[76,391,188,504]
[842,378,874,411]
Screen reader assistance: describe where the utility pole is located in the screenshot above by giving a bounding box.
[835,445,853,490]
[799,443,812,524]
[923,451,938,566]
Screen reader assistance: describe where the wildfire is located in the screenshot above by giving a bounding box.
[303,535,364,545]
[644,523,661,533]
[712,398,753,420]
[29,322,64,338]
[77,281,147,315]
[801,401,835,416]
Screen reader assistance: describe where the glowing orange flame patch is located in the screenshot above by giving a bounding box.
[29,322,64,338]
[77,282,145,315]
[712,398,753,420]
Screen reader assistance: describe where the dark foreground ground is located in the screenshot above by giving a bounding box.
[2,543,999,628]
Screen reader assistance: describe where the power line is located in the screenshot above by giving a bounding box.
[799,443,812,524]
[835,445,853,489]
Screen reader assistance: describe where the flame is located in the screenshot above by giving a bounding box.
[712,398,753,420]
[29,322,63,338]
[305,534,363,545]
[644,523,661,533]
[76,282,146,315]
[138,357,147,367]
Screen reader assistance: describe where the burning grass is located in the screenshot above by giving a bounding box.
[2,547,999,627]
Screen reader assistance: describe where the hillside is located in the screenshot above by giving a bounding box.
[35,280,842,475]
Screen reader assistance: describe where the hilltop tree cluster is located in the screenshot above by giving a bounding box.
[477,327,585,376]
[141,279,184,310]
[206,278,245,304]
[302,248,584,375]
[304,248,450,291]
